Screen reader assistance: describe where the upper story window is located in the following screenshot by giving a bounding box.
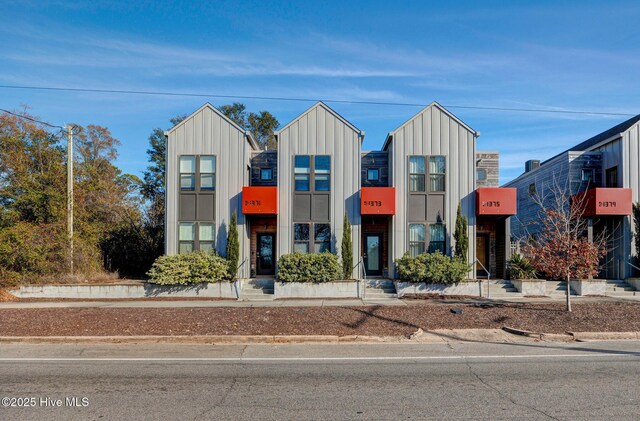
[200,156,216,191]
[476,168,487,181]
[294,155,331,192]
[260,168,273,181]
[314,156,331,191]
[581,168,594,183]
[294,155,311,191]
[180,155,215,191]
[606,166,618,188]
[367,168,380,181]
[409,155,445,192]
[529,183,536,197]
[409,156,426,192]
[429,156,446,192]
[180,156,196,191]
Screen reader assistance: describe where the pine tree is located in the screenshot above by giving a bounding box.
[226,211,240,280]
[454,204,468,261]
[341,213,353,279]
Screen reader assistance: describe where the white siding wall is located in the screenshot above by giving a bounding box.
[166,104,252,278]
[276,103,362,277]
[388,104,477,277]
[621,123,640,277]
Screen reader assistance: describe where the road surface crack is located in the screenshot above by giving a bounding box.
[463,359,561,420]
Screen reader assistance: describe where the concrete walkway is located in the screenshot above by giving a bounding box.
[1,294,639,309]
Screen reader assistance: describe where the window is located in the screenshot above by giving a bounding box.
[200,156,216,191]
[198,223,215,252]
[179,223,195,253]
[180,156,196,191]
[529,183,536,196]
[367,168,379,181]
[294,155,310,191]
[428,224,446,254]
[581,169,594,183]
[476,168,487,181]
[179,222,214,253]
[293,223,331,253]
[293,223,310,253]
[260,168,273,181]
[429,156,446,192]
[409,224,425,257]
[314,155,331,191]
[314,223,331,253]
[606,166,618,187]
[409,156,426,192]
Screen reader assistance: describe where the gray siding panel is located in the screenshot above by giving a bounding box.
[389,104,477,277]
[166,104,252,278]
[277,103,362,277]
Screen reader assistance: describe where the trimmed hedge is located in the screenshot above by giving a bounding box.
[146,251,229,285]
[277,252,342,282]
[396,251,471,285]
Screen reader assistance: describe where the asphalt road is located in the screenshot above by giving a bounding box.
[1,341,639,420]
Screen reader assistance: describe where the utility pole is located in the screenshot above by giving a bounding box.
[67,125,74,275]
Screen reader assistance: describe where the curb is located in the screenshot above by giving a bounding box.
[502,326,574,342]
[0,335,402,345]
[566,331,640,341]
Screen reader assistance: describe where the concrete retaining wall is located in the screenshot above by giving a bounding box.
[626,278,640,291]
[274,281,361,298]
[394,281,481,298]
[511,280,546,296]
[11,282,240,299]
[569,279,607,296]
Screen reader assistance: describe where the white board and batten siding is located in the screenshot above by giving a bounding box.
[385,103,478,277]
[166,103,254,278]
[276,102,363,277]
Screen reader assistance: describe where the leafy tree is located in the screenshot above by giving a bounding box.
[453,204,468,261]
[523,182,606,312]
[226,211,240,279]
[341,213,353,279]
[219,103,280,150]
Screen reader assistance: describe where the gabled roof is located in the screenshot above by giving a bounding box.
[383,101,478,150]
[541,113,640,165]
[275,101,363,139]
[167,103,258,150]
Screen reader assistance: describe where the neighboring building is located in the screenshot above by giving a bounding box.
[504,114,640,279]
[165,101,518,281]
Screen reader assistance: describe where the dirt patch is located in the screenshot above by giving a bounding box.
[0,289,18,302]
[0,302,639,337]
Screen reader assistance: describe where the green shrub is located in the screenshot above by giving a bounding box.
[277,252,342,282]
[507,253,537,280]
[396,251,471,285]
[226,211,239,280]
[146,251,229,285]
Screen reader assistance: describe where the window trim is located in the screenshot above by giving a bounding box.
[294,155,311,192]
[429,155,446,192]
[178,221,215,253]
[408,223,446,257]
[293,222,331,254]
[260,167,273,181]
[581,168,595,183]
[476,168,487,181]
[606,166,618,188]
[179,155,216,192]
[409,156,426,193]
[528,183,536,197]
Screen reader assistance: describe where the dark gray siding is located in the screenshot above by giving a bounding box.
[361,151,389,187]
[476,151,499,188]
[250,151,278,186]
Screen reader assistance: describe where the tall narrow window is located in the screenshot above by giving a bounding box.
[293,223,310,253]
[294,155,310,191]
[199,223,215,252]
[429,156,445,192]
[428,224,446,254]
[180,156,196,191]
[260,168,273,181]
[476,168,487,181]
[314,223,331,253]
[178,223,195,253]
[409,156,425,192]
[200,156,216,191]
[314,155,331,191]
[367,168,379,181]
[409,224,425,257]
[606,166,618,187]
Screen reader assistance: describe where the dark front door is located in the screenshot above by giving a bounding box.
[364,233,383,276]
[476,234,490,278]
[256,233,276,276]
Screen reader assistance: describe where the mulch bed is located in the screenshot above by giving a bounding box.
[1,302,639,337]
[0,289,18,303]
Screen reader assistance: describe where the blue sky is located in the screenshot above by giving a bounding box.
[1,0,639,183]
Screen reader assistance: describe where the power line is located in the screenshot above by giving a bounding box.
[0,107,66,130]
[0,84,636,117]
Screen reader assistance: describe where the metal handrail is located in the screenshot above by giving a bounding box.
[474,258,491,298]
[625,259,640,275]
[233,258,248,299]
[353,257,366,299]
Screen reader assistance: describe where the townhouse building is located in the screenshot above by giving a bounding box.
[504,114,640,280]
[165,101,517,282]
